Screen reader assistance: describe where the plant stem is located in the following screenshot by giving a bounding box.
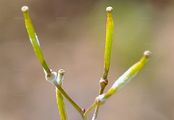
[91,103,99,120]
[84,101,98,117]
[56,69,68,120]
[91,101,100,120]
[56,89,67,120]
[45,71,84,118]
[54,82,84,117]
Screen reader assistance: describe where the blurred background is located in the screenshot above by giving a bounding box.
[0,0,174,120]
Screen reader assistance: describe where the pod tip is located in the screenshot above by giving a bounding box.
[21,6,29,12]
[58,69,65,75]
[144,50,152,58]
[106,6,113,12]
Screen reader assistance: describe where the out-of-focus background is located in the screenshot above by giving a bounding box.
[0,0,174,120]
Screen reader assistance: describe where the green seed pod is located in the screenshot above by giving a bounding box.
[98,51,151,101]
[21,6,51,75]
[56,69,68,120]
[103,6,114,80]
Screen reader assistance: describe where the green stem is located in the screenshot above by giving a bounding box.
[45,71,84,117]
[91,104,99,120]
[84,101,98,117]
[54,81,84,116]
[56,89,67,120]
[83,116,88,120]
[91,94,101,120]
[56,69,68,120]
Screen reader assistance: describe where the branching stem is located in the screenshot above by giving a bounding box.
[54,81,84,117]
[22,4,151,120]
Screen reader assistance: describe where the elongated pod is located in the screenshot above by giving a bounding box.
[21,6,51,76]
[97,51,152,102]
[103,6,114,80]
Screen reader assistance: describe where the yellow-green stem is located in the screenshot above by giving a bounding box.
[56,69,68,120]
